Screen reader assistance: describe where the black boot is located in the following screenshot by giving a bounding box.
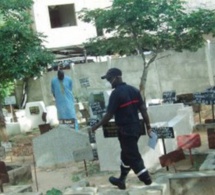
[138,170,152,185]
[109,164,130,190]
[109,176,126,190]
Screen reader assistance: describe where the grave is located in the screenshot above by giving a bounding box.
[32,125,94,167]
[168,171,215,195]
[25,101,47,130]
[95,103,194,172]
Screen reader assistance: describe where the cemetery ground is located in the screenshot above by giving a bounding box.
[2,104,213,194]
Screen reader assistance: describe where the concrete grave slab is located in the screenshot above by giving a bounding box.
[169,171,215,195]
[33,125,93,167]
[148,103,184,123]
[95,103,194,172]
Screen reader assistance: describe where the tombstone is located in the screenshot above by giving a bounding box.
[159,149,185,168]
[5,122,21,137]
[177,134,201,149]
[25,101,47,129]
[32,125,94,167]
[15,109,32,133]
[177,133,201,165]
[46,105,59,126]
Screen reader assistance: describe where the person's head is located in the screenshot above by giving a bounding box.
[57,70,64,80]
[101,68,122,88]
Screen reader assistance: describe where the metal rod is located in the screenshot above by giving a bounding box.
[189,148,194,166]
[83,160,88,177]
[33,154,39,191]
[162,138,169,171]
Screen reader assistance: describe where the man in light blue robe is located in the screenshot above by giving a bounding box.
[51,70,78,130]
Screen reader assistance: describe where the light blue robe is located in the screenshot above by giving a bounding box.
[51,75,76,121]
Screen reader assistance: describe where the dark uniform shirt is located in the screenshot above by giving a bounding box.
[107,82,147,136]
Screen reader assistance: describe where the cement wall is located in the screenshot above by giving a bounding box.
[15,43,215,108]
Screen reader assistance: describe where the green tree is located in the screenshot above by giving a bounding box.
[79,0,215,97]
[0,0,54,139]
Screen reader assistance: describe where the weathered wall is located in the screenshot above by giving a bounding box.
[15,43,215,108]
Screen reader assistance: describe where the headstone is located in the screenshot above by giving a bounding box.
[5,122,21,136]
[25,101,47,129]
[177,133,201,149]
[159,149,185,167]
[33,125,93,167]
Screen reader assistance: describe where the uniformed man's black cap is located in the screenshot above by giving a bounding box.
[101,68,122,79]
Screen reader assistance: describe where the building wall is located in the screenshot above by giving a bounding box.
[14,42,215,108]
[32,0,112,49]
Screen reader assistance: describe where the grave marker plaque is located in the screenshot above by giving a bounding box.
[88,118,99,127]
[102,120,146,138]
[90,102,105,115]
[79,77,90,88]
[152,127,174,139]
[193,91,215,105]
[162,91,176,103]
[4,96,16,105]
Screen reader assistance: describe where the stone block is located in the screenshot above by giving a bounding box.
[63,187,97,195]
[169,171,215,195]
[7,164,32,185]
[73,147,94,162]
[5,122,21,137]
[33,125,93,167]
[4,185,32,194]
[148,103,184,123]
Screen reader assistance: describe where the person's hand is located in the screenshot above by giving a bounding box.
[91,124,99,132]
[147,128,152,138]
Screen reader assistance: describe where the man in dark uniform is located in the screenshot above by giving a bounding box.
[92,68,152,190]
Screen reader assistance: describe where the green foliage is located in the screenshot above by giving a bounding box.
[46,188,62,195]
[0,0,54,101]
[0,82,14,104]
[79,0,215,93]
[79,0,215,56]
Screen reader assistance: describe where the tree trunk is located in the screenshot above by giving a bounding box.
[139,65,149,100]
